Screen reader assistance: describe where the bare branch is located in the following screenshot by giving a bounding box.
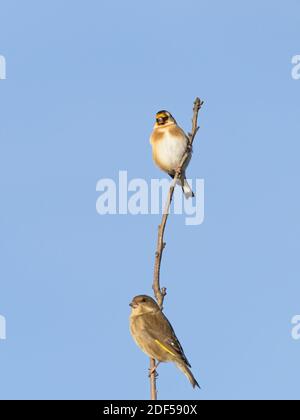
[149,97,204,400]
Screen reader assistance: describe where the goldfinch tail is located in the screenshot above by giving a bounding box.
[176,362,200,389]
[181,179,194,199]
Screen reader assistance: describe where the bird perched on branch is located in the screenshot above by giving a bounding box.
[150,110,194,199]
[129,295,200,389]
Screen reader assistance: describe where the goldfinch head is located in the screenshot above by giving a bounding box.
[129,295,160,316]
[155,110,176,127]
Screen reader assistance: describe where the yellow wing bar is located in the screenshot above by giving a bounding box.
[155,339,176,356]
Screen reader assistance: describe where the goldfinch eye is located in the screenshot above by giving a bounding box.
[156,116,168,125]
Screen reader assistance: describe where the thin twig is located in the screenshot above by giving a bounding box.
[150,97,204,400]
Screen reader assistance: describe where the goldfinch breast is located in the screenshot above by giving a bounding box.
[151,127,188,173]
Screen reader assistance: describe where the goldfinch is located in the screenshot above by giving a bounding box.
[150,110,194,199]
[129,295,200,389]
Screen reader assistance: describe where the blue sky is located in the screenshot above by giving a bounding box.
[0,0,300,400]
